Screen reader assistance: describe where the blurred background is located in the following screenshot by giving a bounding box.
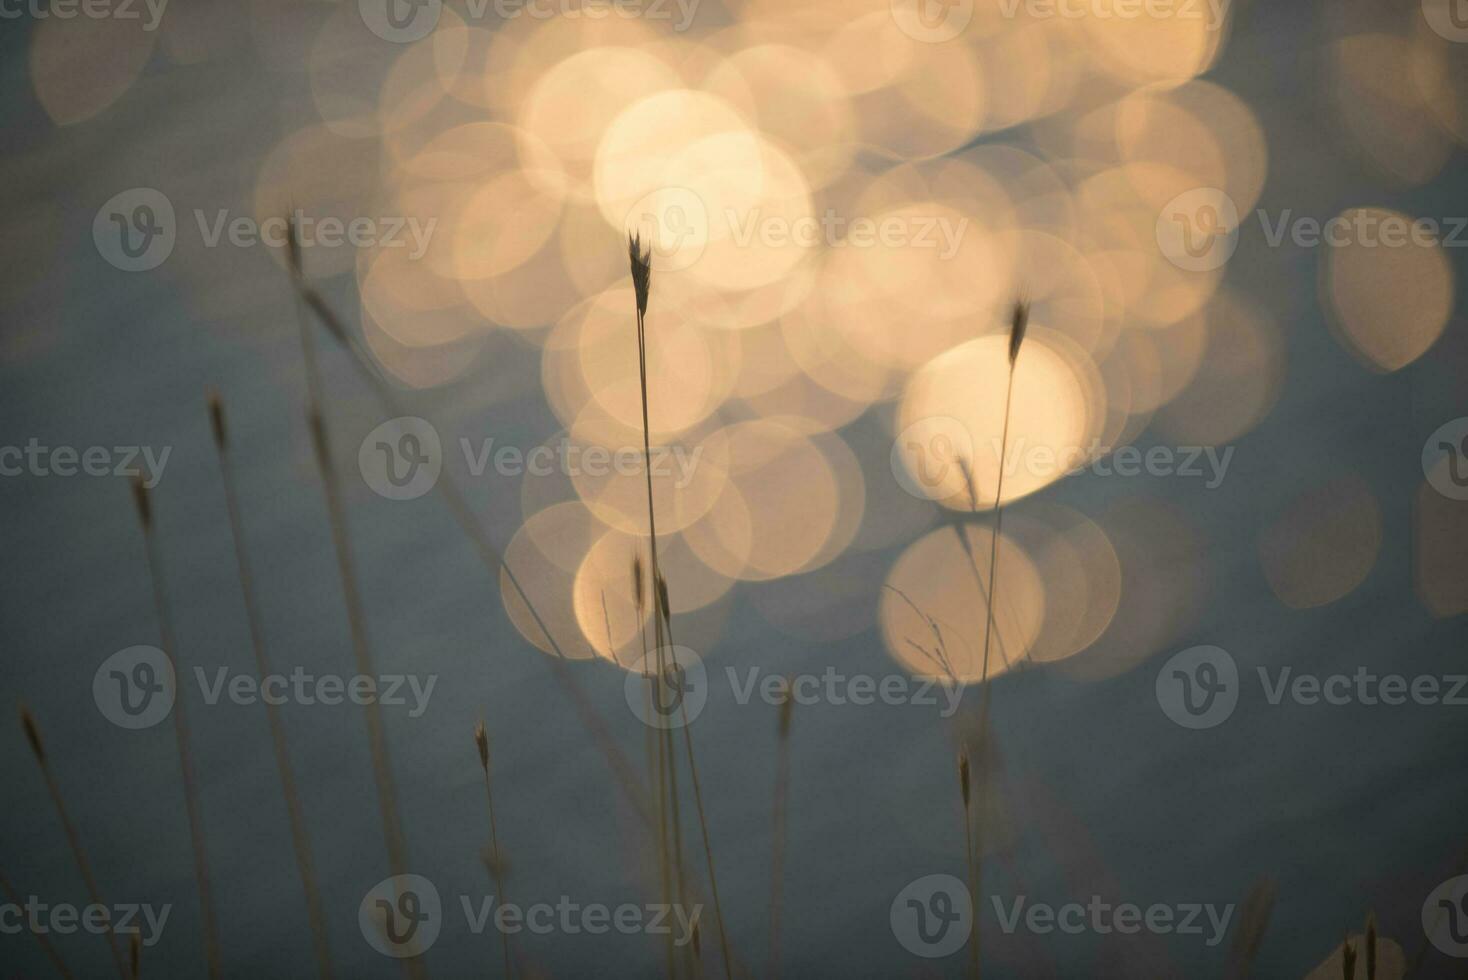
[2,0,1467,976]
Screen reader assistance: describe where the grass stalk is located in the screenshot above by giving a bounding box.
[303,412,413,887]
[207,392,333,980]
[0,863,75,978]
[629,234,733,980]
[129,480,223,980]
[281,226,652,831]
[971,298,1030,979]
[959,746,978,980]
[767,691,793,980]
[286,224,420,975]
[474,722,513,980]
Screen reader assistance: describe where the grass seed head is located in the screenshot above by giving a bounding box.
[632,554,645,613]
[207,389,227,450]
[130,474,151,531]
[286,212,304,281]
[474,721,489,772]
[777,687,793,738]
[1009,297,1030,366]
[307,408,330,468]
[19,706,43,763]
[958,747,971,807]
[628,232,652,319]
[1365,913,1377,980]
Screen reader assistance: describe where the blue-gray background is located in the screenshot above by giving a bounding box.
[2,1,1466,977]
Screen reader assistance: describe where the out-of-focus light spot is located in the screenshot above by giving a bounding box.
[1415,479,1468,618]
[1258,474,1382,610]
[880,524,1045,684]
[1006,505,1121,665]
[1080,0,1228,89]
[30,14,157,125]
[1331,34,1453,185]
[898,332,1101,510]
[682,420,840,581]
[500,501,604,660]
[521,47,682,202]
[1321,207,1454,372]
[1155,290,1284,446]
[1055,497,1208,683]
